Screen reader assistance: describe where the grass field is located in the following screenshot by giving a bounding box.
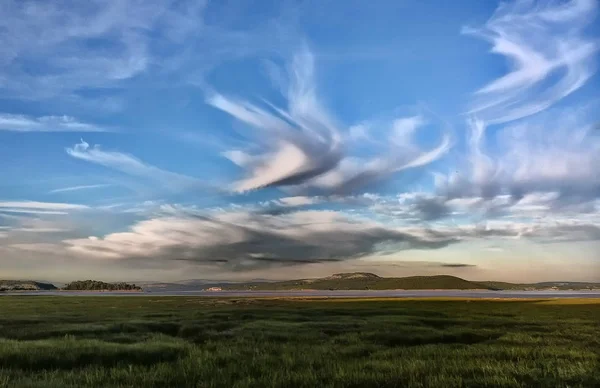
[0,297,598,387]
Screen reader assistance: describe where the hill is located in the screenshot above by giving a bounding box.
[62,280,142,291]
[221,273,493,291]
[0,280,57,291]
[478,281,600,291]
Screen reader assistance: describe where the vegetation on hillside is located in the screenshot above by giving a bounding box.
[477,281,600,291]
[212,273,600,291]
[62,280,142,291]
[222,273,495,291]
[0,296,598,387]
[0,280,56,292]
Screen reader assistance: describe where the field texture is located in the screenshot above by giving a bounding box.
[0,297,598,387]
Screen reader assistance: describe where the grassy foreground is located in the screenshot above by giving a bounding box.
[0,297,598,387]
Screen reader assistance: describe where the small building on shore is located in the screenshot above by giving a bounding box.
[205,287,222,291]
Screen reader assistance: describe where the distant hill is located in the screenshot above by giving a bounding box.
[221,273,494,291]
[210,273,600,291]
[5,275,596,293]
[62,280,142,291]
[0,280,57,291]
[478,281,600,291]
[142,278,275,292]
[143,281,240,292]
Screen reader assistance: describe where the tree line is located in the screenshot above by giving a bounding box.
[62,280,142,291]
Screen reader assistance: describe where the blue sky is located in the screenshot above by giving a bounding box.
[1,0,599,282]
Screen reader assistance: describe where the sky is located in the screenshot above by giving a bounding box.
[1,0,599,283]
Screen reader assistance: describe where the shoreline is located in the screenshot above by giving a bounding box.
[221,288,600,292]
[58,289,143,293]
[3,289,600,299]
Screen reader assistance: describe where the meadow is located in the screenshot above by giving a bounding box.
[0,296,598,387]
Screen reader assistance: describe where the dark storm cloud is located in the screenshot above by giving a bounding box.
[64,210,458,271]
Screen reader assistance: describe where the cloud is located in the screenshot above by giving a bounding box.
[412,196,450,221]
[439,263,476,268]
[0,114,106,132]
[0,214,70,234]
[429,219,600,244]
[49,184,113,194]
[0,0,296,107]
[0,201,88,215]
[252,196,324,216]
[276,196,322,207]
[1,196,597,279]
[357,192,453,223]
[437,109,600,203]
[356,189,600,245]
[0,1,166,100]
[34,201,600,276]
[8,228,67,233]
[463,0,598,124]
[212,46,451,195]
[7,243,63,253]
[66,139,203,193]
[209,46,344,193]
[63,209,457,270]
[433,1,600,217]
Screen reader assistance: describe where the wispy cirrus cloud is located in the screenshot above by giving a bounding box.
[209,46,344,193]
[436,0,600,211]
[0,114,106,132]
[0,0,295,107]
[436,108,600,203]
[276,196,322,207]
[48,184,113,194]
[463,0,598,124]
[66,140,203,194]
[1,0,599,283]
[211,46,451,195]
[0,214,71,234]
[0,201,88,215]
[0,1,165,101]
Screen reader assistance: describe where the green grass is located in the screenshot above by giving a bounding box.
[0,297,598,387]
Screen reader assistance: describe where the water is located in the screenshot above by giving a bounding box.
[3,290,600,298]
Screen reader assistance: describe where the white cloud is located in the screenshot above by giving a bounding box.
[0,114,106,132]
[62,209,455,267]
[8,243,66,253]
[276,196,322,207]
[10,228,67,233]
[0,1,164,100]
[464,0,598,124]
[0,0,297,108]
[66,139,203,193]
[35,204,597,278]
[0,201,88,216]
[391,116,426,145]
[0,196,597,280]
[0,209,72,215]
[436,107,600,204]
[49,184,113,194]
[209,46,343,193]
[212,46,451,195]
[0,201,88,211]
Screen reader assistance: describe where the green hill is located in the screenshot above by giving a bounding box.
[478,281,600,291]
[223,273,494,291]
[0,280,57,291]
[62,280,142,291]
